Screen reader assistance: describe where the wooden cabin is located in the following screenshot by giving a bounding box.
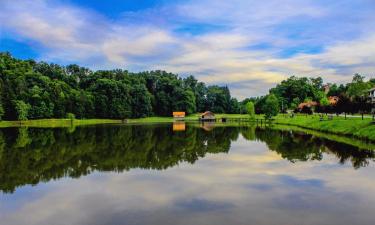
[200,111,215,121]
[173,111,185,120]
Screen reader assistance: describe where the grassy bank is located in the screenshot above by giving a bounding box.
[0,119,123,128]
[272,114,375,142]
[126,113,250,124]
[1,114,374,142]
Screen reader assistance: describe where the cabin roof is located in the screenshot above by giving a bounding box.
[298,101,318,109]
[173,112,185,116]
[328,96,339,105]
[201,111,215,116]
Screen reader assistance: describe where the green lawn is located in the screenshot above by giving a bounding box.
[271,114,375,141]
[1,113,374,142]
[0,118,123,128]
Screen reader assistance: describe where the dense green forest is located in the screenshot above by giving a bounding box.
[0,52,239,120]
[1,52,374,120]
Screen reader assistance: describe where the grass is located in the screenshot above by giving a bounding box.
[1,113,374,142]
[271,114,375,141]
[269,124,375,150]
[0,118,122,128]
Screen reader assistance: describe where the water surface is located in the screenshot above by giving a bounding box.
[0,124,374,225]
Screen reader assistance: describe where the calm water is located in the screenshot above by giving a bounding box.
[0,123,375,225]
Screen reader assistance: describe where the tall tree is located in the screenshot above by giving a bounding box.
[263,94,279,119]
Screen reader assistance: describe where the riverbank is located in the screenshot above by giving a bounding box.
[273,114,375,142]
[0,119,123,128]
[0,114,374,142]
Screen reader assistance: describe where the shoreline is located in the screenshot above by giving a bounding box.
[0,114,374,143]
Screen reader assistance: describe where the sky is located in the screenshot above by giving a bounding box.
[1,0,375,99]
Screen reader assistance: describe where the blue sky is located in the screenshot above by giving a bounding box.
[1,0,375,98]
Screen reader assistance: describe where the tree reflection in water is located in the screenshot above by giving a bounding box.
[0,124,373,193]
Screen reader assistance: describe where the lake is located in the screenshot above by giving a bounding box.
[0,123,374,225]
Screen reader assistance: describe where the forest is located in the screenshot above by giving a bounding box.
[0,52,239,120]
[1,52,374,121]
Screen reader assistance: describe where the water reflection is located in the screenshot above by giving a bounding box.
[0,124,374,193]
[0,124,375,225]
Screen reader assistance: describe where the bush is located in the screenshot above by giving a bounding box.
[66,113,76,120]
[13,100,30,121]
[246,102,255,119]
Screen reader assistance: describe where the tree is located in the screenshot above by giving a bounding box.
[263,94,279,119]
[270,76,323,109]
[347,74,371,99]
[246,102,255,119]
[130,84,152,118]
[0,101,4,121]
[13,100,30,121]
[347,74,372,116]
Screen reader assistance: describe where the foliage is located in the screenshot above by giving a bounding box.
[0,52,240,120]
[66,113,75,120]
[270,76,324,109]
[246,101,255,119]
[263,94,279,119]
[0,101,4,121]
[12,100,30,121]
[347,74,372,98]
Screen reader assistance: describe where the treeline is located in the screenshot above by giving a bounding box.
[0,52,240,120]
[243,74,375,115]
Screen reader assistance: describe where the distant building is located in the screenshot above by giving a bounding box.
[298,101,318,110]
[328,96,340,105]
[173,112,185,120]
[369,87,375,104]
[200,111,215,121]
[323,84,330,94]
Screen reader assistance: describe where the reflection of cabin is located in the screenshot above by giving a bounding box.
[173,122,186,131]
[173,111,185,120]
[200,111,215,121]
[201,122,215,131]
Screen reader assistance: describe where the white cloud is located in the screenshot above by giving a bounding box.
[1,0,375,98]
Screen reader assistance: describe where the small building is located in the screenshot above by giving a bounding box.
[328,96,340,105]
[369,88,375,113]
[323,84,330,94]
[200,111,215,121]
[173,111,185,120]
[297,101,318,110]
[369,87,375,104]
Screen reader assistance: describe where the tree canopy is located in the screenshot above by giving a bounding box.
[0,52,240,120]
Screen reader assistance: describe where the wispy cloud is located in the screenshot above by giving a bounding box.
[1,0,374,98]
